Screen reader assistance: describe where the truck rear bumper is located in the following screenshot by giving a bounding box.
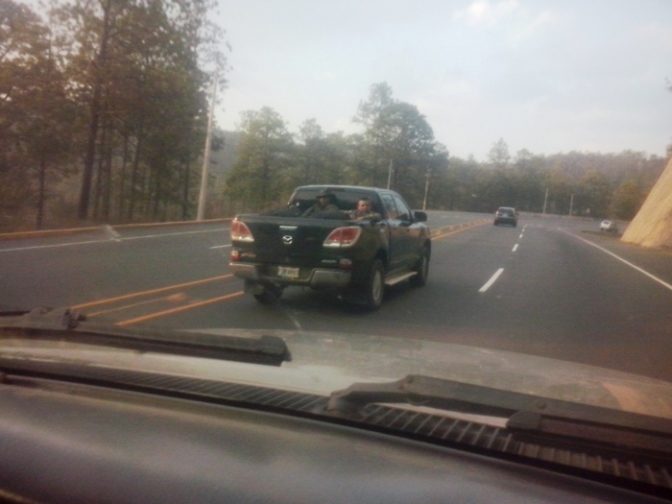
[229,262,351,289]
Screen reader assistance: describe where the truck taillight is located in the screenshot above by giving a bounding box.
[231,218,254,242]
[323,226,362,248]
[231,249,240,261]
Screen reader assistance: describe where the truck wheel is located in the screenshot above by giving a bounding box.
[363,259,385,310]
[409,247,429,287]
[253,285,283,304]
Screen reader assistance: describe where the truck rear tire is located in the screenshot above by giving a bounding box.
[363,259,385,310]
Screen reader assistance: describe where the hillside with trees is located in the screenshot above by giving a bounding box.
[219,82,666,219]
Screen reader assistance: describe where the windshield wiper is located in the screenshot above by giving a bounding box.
[0,307,291,366]
[326,375,672,457]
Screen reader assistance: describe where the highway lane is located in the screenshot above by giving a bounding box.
[0,222,232,309]
[428,218,672,381]
[0,213,480,310]
[1,213,671,382]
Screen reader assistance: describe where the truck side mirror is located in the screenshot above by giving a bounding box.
[414,211,427,222]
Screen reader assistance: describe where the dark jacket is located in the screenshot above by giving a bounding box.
[302,202,339,217]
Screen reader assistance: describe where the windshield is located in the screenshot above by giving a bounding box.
[2,0,672,429]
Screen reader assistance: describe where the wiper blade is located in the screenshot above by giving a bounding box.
[0,307,291,366]
[326,375,672,457]
[0,306,84,329]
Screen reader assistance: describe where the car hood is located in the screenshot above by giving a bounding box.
[1,327,671,421]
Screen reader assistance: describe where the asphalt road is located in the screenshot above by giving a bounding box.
[1,212,671,382]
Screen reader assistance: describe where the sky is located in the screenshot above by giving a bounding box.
[213,0,672,161]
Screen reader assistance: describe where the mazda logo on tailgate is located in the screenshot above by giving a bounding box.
[282,235,293,245]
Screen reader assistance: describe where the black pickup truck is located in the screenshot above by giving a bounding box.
[229,185,432,309]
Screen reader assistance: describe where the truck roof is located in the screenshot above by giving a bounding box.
[294,185,395,194]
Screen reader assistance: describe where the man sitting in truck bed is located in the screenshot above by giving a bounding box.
[301,190,340,217]
[348,197,382,221]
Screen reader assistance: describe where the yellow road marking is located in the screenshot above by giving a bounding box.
[432,221,488,240]
[72,274,233,310]
[116,291,245,326]
[86,294,187,317]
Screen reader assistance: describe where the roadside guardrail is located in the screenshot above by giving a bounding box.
[0,218,233,241]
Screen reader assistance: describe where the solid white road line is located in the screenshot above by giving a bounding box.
[479,268,504,293]
[0,228,226,253]
[0,239,112,253]
[567,232,672,293]
[121,229,226,241]
[210,244,231,249]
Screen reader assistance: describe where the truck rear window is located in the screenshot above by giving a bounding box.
[291,190,382,213]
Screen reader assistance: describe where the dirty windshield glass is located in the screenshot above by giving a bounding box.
[2,0,672,424]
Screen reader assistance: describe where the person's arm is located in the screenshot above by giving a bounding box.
[352,212,382,221]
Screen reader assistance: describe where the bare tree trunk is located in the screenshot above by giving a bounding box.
[127,132,144,221]
[140,163,150,219]
[182,161,190,220]
[78,0,113,221]
[102,141,113,221]
[92,117,109,222]
[152,167,161,220]
[36,157,46,229]
[118,133,130,220]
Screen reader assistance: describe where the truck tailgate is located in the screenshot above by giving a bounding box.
[242,216,346,264]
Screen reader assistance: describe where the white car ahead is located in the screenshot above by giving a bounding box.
[600,219,619,233]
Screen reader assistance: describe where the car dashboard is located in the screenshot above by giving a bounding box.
[0,361,670,504]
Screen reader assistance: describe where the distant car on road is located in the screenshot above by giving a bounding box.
[600,220,618,233]
[494,207,518,227]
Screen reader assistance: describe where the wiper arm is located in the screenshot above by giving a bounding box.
[327,375,672,456]
[0,307,291,366]
[0,306,84,329]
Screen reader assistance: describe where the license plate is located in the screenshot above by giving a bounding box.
[277,266,300,279]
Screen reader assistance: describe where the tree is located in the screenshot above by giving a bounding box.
[51,0,225,223]
[353,82,396,187]
[353,83,439,202]
[293,118,324,185]
[0,0,76,229]
[578,170,612,217]
[225,107,294,211]
[381,101,437,204]
[286,120,350,189]
[610,181,643,220]
[0,0,45,227]
[488,138,510,169]
[512,150,545,212]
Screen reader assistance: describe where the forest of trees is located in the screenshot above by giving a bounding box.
[221,82,666,220]
[1,0,667,232]
[1,0,224,231]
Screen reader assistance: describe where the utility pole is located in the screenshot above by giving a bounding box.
[197,72,218,221]
[542,187,549,214]
[386,159,393,189]
[422,171,430,210]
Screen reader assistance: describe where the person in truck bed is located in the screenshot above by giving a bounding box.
[348,197,382,221]
[301,190,339,217]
